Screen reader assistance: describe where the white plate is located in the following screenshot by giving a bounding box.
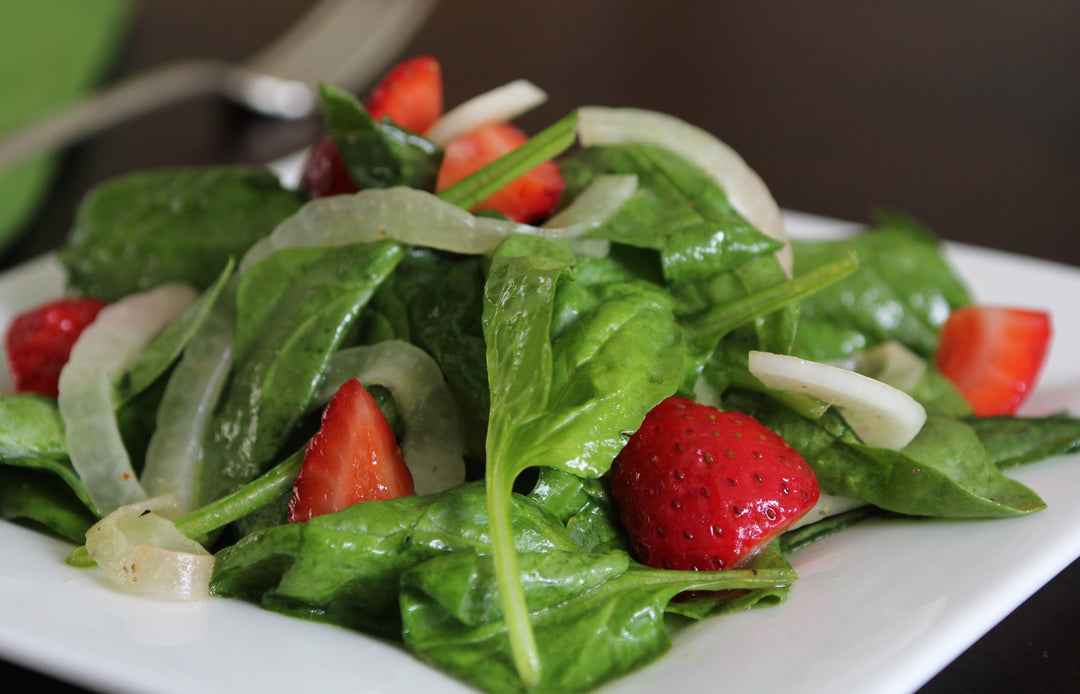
[1,211,1079,694]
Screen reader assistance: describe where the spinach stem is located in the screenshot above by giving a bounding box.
[437,110,579,212]
[66,450,303,568]
[687,251,859,341]
[486,468,542,687]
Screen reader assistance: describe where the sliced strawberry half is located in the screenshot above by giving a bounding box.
[288,379,415,522]
[935,306,1052,416]
[4,297,108,398]
[364,55,443,134]
[435,121,565,223]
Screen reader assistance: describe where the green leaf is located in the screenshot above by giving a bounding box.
[791,213,972,360]
[968,414,1080,469]
[527,468,626,553]
[198,240,403,507]
[0,466,97,543]
[481,237,685,685]
[401,548,794,694]
[114,260,235,405]
[559,144,782,283]
[742,395,1046,518]
[211,482,579,638]
[59,167,304,300]
[318,83,442,190]
[0,394,68,460]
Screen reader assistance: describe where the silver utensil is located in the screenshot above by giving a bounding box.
[0,0,436,174]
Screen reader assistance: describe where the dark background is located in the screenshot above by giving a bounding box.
[2,1,1079,692]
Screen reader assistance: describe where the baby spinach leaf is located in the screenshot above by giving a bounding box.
[198,240,403,507]
[0,466,97,543]
[481,236,685,684]
[401,548,795,694]
[686,254,857,400]
[360,251,491,470]
[60,167,304,300]
[113,260,234,406]
[560,144,781,283]
[791,212,972,360]
[527,468,626,553]
[211,481,578,638]
[663,541,792,619]
[0,394,67,460]
[968,414,1080,469]
[0,456,92,513]
[742,394,1045,518]
[910,363,973,417]
[318,83,442,191]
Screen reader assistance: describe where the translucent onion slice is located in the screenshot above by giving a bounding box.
[424,79,547,146]
[239,180,634,274]
[577,106,793,276]
[84,494,213,602]
[59,284,198,515]
[140,309,236,511]
[317,340,465,496]
[749,350,927,450]
[845,340,927,393]
[542,174,636,235]
[789,493,866,531]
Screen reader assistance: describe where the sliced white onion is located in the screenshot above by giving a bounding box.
[424,79,548,146]
[789,493,867,531]
[84,494,213,602]
[577,106,792,276]
[542,174,637,235]
[316,340,465,496]
[239,181,632,274]
[59,284,198,515]
[843,340,927,394]
[140,309,236,511]
[748,350,927,450]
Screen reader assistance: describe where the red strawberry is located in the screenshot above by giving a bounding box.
[435,122,565,224]
[364,55,443,134]
[4,297,107,397]
[288,379,415,522]
[935,306,1051,417]
[610,397,819,571]
[300,135,359,199]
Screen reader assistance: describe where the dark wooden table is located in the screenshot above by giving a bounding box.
[2,1,1078,691]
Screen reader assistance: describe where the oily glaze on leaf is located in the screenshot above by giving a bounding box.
[60,167,304,301]
[738,393,1045,518]
[198,241,403,507]
[401,548,793,694]
[318,83,442,191]
[790,213,972,360]
[559,144,782,283]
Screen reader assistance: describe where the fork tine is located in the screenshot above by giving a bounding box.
[246,0,437,92]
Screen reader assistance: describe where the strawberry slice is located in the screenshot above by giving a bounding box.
[288,379,415,522]
[610,397,819,571]
[364,55,443,134]
[300,135,360,199]
[435,121,565,223]
[935,306,1052,416]
[4,297,108,398]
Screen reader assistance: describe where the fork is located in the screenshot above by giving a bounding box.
[0,0,436,174]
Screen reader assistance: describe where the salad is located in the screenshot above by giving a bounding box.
[2,56,1079,693]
